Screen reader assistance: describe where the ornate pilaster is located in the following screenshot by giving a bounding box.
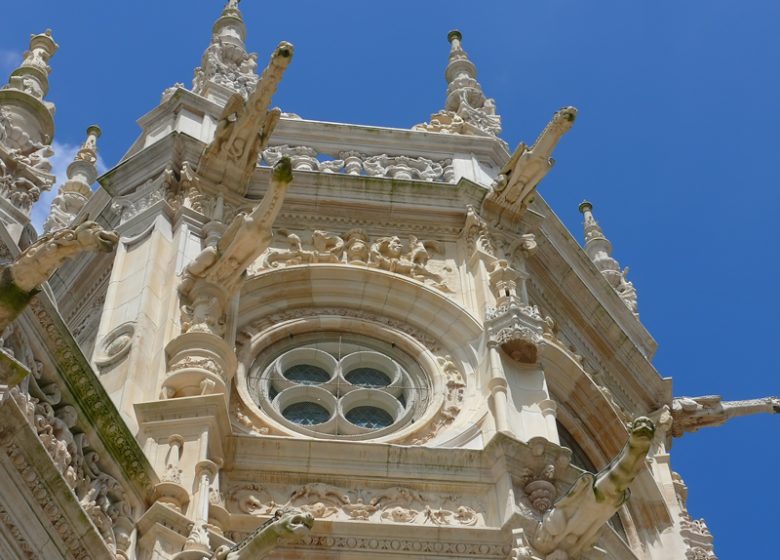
[0,30,58,239]
[192,0,259,104]
[484,234,545,364]
[415,30,503,143]
[43,125,100,232]
[578,201,638,315]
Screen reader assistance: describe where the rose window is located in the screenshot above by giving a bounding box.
[249,334,429,439]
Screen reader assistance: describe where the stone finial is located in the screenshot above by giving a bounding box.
[0,30,60,233]
[43,125,101,233]
[6,29,59,104]
[192,0,259,102]
[579,200,638,316]
[415,30,503,141]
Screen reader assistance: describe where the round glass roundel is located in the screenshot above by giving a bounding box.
[345,367,391,387]
[282,402,330,425]
[345,406,394,429]
[284,364,330,385]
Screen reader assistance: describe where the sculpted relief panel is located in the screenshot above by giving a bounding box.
[250,229,455,292]
[226,481,484,528]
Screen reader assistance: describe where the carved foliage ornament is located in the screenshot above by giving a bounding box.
[3,350,135,556]
[228,482,483,527]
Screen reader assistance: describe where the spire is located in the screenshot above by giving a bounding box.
[578,201,638,316]
[415,30,503,142]
[43,126,101,233]
[0,30,58,239]
[192,0,259,103]
[6,29,58,109]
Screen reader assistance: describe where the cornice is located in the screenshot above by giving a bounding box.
[24,293,158,500]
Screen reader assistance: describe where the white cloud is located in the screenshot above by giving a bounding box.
[29,141,107,233]
[0,49,21,74]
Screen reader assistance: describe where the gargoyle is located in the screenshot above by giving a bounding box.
[485,106,577,217]
[199,41,294,195]
[0,220,118,331]
[533,417,655,558]
[211,508,314,560]
[671,395,780,437]
[178,157,293,334]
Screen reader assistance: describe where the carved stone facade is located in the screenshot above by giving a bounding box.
[0,5,776,560]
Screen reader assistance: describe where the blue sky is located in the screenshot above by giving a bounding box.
[2,1,778,557]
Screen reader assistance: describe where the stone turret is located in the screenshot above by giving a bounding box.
[43,125,101,232]
[579,200,638,315]
[415,30,503,142]
[0,29,58,241]
[192,0,259,104]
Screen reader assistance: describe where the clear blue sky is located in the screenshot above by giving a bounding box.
[2,2,778,557]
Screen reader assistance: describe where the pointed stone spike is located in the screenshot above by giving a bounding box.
[192,0,258,103]
[579,201,639,315]
[43,125,101,233]
[414,30,503,141]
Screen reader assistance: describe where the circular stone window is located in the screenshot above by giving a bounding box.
[248,333,430,439]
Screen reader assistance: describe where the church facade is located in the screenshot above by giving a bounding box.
[0,4,776,560]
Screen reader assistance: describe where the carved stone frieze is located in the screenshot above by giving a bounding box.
[226,481,485,527]
[0,504,37,559]
[292,535,510,558]
[2,349,136,554]
[253,229,454,293]
[5,443,92,559]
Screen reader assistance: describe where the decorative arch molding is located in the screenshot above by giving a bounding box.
[540,343,628,464]
[539,343,674,536]
[233,265,487,444]
[239,265,483,346]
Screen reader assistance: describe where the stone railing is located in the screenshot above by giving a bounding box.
[260,144,455,183]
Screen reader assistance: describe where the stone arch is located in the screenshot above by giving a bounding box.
[539,342,674,538]
[233,265,487,443]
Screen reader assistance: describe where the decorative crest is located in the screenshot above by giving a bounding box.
[415,30,502,141]
[578,200,638,315]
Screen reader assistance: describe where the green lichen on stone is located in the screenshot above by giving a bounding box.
[0,266,37,330]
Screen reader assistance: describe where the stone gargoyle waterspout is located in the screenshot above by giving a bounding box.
[210,508,314,560]
[533,417,655,559]
[0,220,118,332]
